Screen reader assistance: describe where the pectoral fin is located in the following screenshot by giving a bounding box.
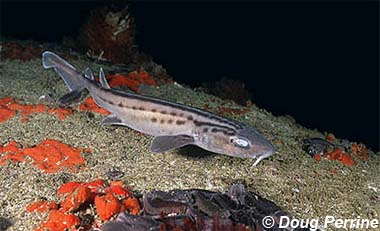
[150,135,195,153]
[101,114,123,125]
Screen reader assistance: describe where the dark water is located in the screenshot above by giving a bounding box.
[2,1,379,151]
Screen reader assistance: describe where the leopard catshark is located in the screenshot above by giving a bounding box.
[42,51,275,166]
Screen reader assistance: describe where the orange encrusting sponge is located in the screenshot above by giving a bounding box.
[27,179,141,231]
[0,139,89,173]
[0,97,74,122]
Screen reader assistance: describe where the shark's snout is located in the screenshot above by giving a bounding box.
[252,138,275,158]
[235,126,275,166]
[260,141,276,158]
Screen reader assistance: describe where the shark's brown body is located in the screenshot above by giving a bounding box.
[42,51,275,166]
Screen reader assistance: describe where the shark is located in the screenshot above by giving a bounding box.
[42,51,275,166]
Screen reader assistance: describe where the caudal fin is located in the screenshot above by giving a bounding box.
[42,51,85,92]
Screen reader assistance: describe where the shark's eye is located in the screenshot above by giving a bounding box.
[231,138,250,148]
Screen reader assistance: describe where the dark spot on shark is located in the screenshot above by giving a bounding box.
[193,120,237,134]
[209,127,234,135]
[151,118,157,123]
[187,115,193,121]
[176,120,186,125]
[139,106,145,111]
[160,119,165,124]
[203,127,209,133]
[168,119,173,124]
[160,111,167,114]
[193,120,201,126]
[132,106,137,110]
[151,109,157,112]
[118,102,123,107]
[170,112,176,116]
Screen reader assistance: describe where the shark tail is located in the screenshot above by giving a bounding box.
[42,51,85,92]
[42,51,90,105]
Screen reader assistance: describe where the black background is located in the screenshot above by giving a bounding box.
[1,1,379,151]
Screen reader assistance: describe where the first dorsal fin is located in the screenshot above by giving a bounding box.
[84,67,94,80]
[99,68,110,89]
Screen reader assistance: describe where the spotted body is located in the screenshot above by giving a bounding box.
[42,51,275,166]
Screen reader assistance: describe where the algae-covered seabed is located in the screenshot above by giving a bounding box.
[0,56,379,231]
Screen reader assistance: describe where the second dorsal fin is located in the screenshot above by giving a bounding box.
[99,68,110,89]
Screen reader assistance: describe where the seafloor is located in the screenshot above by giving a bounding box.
[0,50,379,230]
